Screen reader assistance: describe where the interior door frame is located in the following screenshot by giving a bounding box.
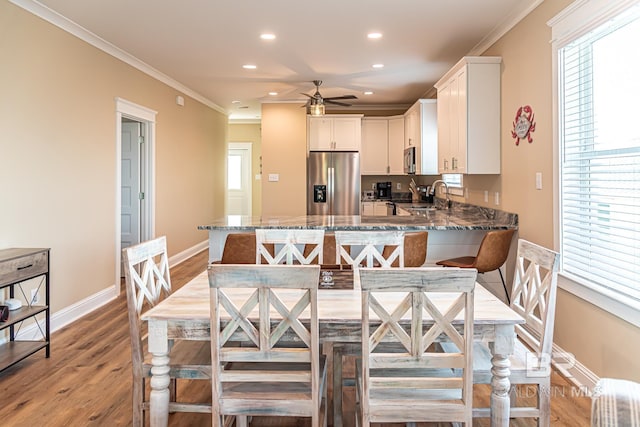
[115,97,156,295]
[227,142,252,215]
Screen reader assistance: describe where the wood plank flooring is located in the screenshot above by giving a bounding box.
[0,250,591,426]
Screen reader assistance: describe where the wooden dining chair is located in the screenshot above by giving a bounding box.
[333,230,405,268]
[122,236,211,427]
[331,230,405,426]
[356,267,477,426]
[207,264,327,427]
[436,228,515,303]
[442,239,560,426]
[302,233,350,265]
[255,229,325,265]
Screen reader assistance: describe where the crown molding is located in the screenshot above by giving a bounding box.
[10,0,228,116]
[468,0,544,55]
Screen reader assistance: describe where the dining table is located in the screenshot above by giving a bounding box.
[142,267,524,427]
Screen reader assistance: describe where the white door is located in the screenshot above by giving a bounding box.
[227,143,252,215]
[121,121,141,250]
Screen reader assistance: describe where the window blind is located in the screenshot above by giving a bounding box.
[559,7,640,302]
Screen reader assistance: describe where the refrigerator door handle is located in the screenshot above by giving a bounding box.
[328,167,334,210]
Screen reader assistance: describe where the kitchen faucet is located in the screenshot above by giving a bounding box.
[430,179,451,209]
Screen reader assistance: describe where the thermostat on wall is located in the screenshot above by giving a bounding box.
[3,298,22,310]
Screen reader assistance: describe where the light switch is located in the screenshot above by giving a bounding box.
[536,172,543,190]
[268,173,279,182]
[396,183,401,190]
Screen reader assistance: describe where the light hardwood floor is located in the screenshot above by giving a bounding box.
[0,250,591,426]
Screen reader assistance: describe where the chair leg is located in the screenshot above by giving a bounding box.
[498,267,510,304]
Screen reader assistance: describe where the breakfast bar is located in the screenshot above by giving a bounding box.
[198,201,518,265]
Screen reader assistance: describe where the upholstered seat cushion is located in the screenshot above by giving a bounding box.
[592,378,640,427]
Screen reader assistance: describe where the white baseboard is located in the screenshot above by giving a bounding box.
[6,240,209,342]
[10,285,118,341]
[552,342,600,392]
[169,239,208,267]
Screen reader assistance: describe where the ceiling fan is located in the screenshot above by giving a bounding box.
[302,80,357,115]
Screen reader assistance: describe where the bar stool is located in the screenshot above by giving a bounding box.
[212,233,273,264]
[382,231,428,267]
[436,228,515,303]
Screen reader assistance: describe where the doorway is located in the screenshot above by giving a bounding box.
[227,142,252,215]
[116,98,156,288]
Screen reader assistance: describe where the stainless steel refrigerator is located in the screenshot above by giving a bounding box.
[307,151,360,215]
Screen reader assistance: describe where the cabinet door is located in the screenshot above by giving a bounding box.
[332,117,361,150]
[361,119,389,175]
[308,117,333,150]
[437,83,452,174]
[362,202,374,216]
[387,117,405,174]
[404,107,418,149]
[453,67,467,173]
[373,202,388,216]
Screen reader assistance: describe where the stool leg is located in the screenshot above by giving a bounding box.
[499,267,510,304]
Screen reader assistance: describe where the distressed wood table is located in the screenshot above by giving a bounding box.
[142,269,523,427]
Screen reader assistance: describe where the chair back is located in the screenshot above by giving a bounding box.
[358,267,476,422]
[510,239,560,356]
[208,264,322,416]
[334,230,405,267]
[255,229,325,265]
[473,229,515,273]
[122,236,172,378]
[302,233,350,265]
[382,231,428,267]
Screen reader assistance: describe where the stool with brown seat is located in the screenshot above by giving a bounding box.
[382,231,428,267]
[212,233,274,264]
[436,228,515,303]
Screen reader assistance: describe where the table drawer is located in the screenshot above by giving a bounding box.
[0,250,49,286]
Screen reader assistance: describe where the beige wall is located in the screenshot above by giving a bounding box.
[260,104,308,216]
[0,2,226,313]
[477,0,640,381]
[228,123,262,216]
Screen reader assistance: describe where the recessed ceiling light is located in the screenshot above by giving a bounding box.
[364,91,374,95]
[268,92,278,96]
[232,100,241,104]
[238,106,249,109]
[260,33,276,40]
[372,63,384,69]
[242,64,257,69]
[367,32,382,39]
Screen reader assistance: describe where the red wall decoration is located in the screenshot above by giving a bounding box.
[511,105,536,145]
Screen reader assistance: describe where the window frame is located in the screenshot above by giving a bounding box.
[549,0,640,328]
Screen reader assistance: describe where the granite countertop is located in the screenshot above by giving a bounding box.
[198,200,518,231]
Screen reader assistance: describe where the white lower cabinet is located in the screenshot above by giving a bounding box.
[361,201,388,216]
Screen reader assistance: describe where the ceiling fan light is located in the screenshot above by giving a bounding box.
[309,103,325,116]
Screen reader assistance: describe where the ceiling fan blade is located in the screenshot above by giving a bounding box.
[301,93,314,99]
[325,100,352,107]
[325,95,358,101]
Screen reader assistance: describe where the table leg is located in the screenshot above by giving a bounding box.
[489,324,516,427]
[149,352,171,427]
[490,352,511,427]
[148,319,170,427]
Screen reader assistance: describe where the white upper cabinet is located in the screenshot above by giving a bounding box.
[361,116,405,175]
[403,99,438,175]
[435,56,501,174]
[308,115,362,151]
[387,116,405,174]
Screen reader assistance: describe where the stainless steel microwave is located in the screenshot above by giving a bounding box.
[404,146,416,174]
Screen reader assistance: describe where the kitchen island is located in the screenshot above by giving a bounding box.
[198,201,518,266]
